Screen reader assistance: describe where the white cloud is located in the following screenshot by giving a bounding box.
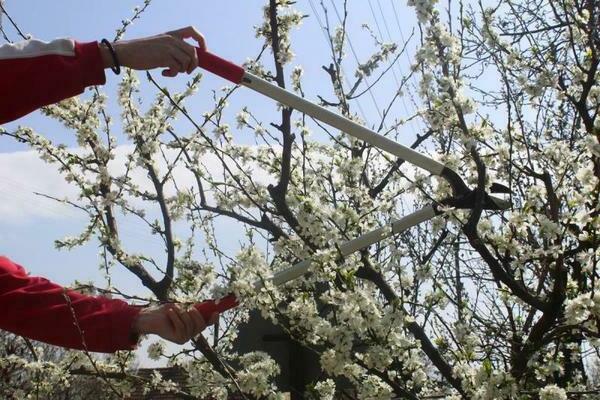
[0,150,80,223]
[0,144,275,224]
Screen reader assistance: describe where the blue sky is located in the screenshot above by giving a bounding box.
[0,0,420,365]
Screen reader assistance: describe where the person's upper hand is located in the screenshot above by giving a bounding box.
[132,302,218,345]
[99,26,206,77]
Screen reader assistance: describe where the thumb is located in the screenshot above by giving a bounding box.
[162,68,178,77]
[208,312,219,325]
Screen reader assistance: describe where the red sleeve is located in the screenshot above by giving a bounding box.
[0,38,106,124]
[0,256,142,353]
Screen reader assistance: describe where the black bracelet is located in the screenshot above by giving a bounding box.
[101,38,121,75]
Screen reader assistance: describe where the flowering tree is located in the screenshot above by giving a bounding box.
[2,0,600,399]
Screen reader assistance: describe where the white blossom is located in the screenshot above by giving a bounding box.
[539,385,567,400]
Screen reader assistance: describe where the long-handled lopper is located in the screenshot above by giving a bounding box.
[191,50,511,320]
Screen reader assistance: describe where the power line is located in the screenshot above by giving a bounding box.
[389,0,409,51]
[389,0,421,102]
[327,0,385,124]
[0,25,10,43]
[0,0,10,43]
[368,0,402,88]
[307,0,369,123]
[0,1,28,40]
[373,0,420,136]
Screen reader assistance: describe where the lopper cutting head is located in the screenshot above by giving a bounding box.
[437,167,511,211]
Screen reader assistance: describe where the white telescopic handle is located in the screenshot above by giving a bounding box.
[242,72,445,176]
[257,206,437,289]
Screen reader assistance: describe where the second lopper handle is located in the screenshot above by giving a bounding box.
[194,294,239,322]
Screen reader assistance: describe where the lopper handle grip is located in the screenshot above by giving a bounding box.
[194,294,239,321]
[196,48,245,84]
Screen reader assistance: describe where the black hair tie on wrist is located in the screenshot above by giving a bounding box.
[101,38,121,75]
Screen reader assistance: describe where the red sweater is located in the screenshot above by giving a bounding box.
[0,39,106,123]
[0,39,142,353]
[0,257,141,353]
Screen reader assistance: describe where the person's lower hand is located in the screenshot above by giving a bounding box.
[132,302,218,345]
[99,26,206,77]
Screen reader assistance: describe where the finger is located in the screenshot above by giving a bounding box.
[169,50,188,75]
[171,42,196,74]
[178,306,196,339]
[208,312,219,325]
[166,307,187,344]
[169,26,207,51]
[161,55,184,78]
[162,67,178,77]
[183,43,199,73]
[188,307,207,335]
